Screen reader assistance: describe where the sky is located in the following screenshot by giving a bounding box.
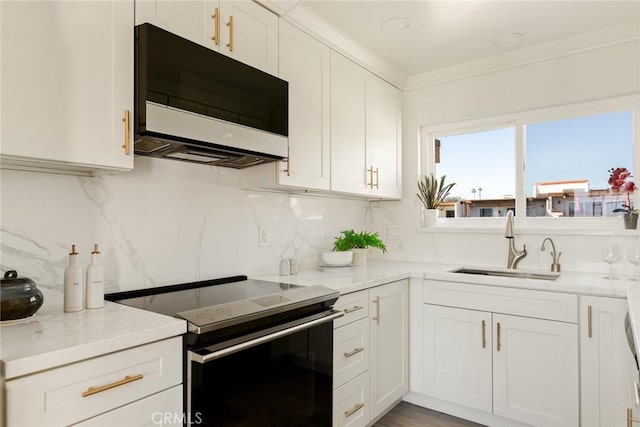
[435,110,634,200]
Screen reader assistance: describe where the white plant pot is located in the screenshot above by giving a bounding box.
[422,208,439,227]
[352,248,370,267]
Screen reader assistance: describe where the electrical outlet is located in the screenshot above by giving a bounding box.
[259,227,269,247]
[385,225,403,240]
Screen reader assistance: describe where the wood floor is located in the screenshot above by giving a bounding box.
[373,402,485,427]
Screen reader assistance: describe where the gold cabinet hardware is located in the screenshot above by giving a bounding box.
[344,402,364,418]
[482,320,486,349]
[588,305,593,338]
[82,374,143,398]
[211,7,220,45]
[343,305,364,314]
[628,408,640,427]
[496,322,501,351]
[121,109,130,155]
[226,15,234,51]
[372,296,380,325]
[367,167,373,188]
[344,347,364,358]
[374,167,379,189]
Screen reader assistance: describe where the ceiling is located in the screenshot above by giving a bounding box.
[296,1,640,77]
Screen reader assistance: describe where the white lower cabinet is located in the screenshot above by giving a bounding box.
[421,280,579,427]
[4,337,183,427]
[580,296,636,427]
[333,280,409,426]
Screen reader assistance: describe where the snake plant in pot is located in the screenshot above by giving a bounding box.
[417,174,456,225]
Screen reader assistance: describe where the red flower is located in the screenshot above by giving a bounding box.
[609,167,637,214]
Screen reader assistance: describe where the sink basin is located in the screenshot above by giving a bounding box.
[450,267,560,281]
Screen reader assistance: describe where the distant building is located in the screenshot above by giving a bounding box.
[435,179,627,218]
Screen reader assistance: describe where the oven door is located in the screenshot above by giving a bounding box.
[187,310,342,426]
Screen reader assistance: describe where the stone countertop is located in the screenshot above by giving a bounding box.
[254,260,633,298]
[0,301,186,380]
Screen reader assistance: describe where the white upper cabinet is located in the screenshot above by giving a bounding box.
[1,1,134,172]
[366,74,402,199]
[135,0,278,75]
[330,51,402,199]
[330,51,368,195]
[276,20,331,189]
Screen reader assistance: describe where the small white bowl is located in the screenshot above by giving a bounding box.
[321,251,353,266]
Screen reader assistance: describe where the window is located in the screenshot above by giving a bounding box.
[424,99,638,224]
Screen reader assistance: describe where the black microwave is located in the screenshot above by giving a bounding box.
[134,23,288,168]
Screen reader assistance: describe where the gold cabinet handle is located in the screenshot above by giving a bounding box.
[367,167,373,188]
[344,347,364,358]
[496,322,501,351]
[121,109,130,155]
[211,7,219,45]
[374,167,379,189]
[628,408,640,427]
[482,320,486,349]
[343,305,364,314]
[588,305,593,338]
[344,402,364,418]
[372,296,380,325]
[226,15,234,51]
[82,374,143,398]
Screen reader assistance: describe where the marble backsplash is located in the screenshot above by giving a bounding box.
[0,157,369,299]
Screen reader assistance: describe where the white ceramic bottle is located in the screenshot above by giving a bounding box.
[63,244,83,312]
[85,244,104,309]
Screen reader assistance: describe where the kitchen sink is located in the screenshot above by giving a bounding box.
[450,267,560,281]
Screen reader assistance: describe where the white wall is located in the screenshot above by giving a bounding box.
[0,157,368,299]
[368,38,640,275]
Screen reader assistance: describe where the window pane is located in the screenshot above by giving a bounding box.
[525,111,634,217]
[435,127,515,218]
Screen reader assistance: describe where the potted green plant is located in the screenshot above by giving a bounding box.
[333,229,387,267]
[417,174,456,225]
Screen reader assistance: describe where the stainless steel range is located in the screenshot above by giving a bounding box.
[106,276,341,426]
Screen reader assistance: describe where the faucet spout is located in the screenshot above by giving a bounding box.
[541,237,561,272]
[505,210,526,269]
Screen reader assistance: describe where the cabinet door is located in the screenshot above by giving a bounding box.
[366,75,402,199]
[493,314,579,426]
[277,21,330,189]
[330,51,368,195]
[1,1,133,171]
[219,1,278,75]
[135,0,213,48]
[580,296,636,427]
[369,280,409,421]
[422,305,492,412]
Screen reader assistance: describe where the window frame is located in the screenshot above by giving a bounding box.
[418,94,640,234]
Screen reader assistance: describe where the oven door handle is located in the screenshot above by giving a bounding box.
[189,310,344,364]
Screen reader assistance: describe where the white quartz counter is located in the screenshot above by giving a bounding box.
[255,260,633,298]
[0,301,186,380]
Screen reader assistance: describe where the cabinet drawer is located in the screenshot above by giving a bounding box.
[75,385,183,426]
[6,337,182,427]
[333,371,370,427]
[334,318,369,388]
[334,290,369,328]
[424,280,578,323]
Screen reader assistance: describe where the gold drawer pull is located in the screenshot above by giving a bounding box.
[211,7,219,45]
[482,320,486,349]
[496,322,501,351]
[588,305,593,338]
[628,408,640,427]
[372,296,380,325]
[343,305,364,314]
[344,347,364,358]
[82,374,143,398]
[122,109,130,155]
[226,15,234,51]
[344,402,364,418]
